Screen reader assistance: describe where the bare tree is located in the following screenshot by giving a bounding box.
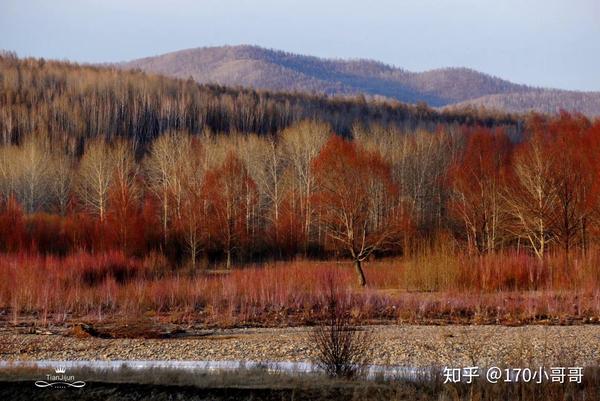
[75,139,117,221]
[448,129,512,254]
[313,136,402,286]
[234,134,286,248]
[503,133,557,260]
[177,138,206,268]
[259,136,287,246]
[13,135,53,213]
[354,124,457,233]
[204,152,256,269]
[49,152,74,216]
[145,131,193,245]
[0,144,18,202]
[108,140,140,252]
[281,120,330,251]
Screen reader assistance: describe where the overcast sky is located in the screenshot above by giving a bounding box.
[1,0,599,91]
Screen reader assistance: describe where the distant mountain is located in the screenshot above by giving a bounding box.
[121,45,600,116]
[448,90,600,117]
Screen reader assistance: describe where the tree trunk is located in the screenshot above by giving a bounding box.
[353,259,367,287]
[163,191,168,246]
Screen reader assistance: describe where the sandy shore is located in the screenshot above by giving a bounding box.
[1,325,599,368]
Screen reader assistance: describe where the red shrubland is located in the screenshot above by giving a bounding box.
[2,250,598,326]
[0,196,25,252]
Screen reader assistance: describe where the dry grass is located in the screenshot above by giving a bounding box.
[1,248,599,327]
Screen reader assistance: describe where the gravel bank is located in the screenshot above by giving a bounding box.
[1,325,599,367]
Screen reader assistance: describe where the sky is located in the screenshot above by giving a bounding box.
[1,0,599,91]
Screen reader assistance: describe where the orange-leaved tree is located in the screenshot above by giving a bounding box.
[312,136,404,286]
[203,152,257,269]
[504,113,598,260]
[543,113,597,257]
[448,127,512,254]
[106,140,142,255]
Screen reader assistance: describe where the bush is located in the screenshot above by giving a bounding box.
[311,273,373,378]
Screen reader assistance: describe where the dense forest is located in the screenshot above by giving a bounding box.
[1,53,600,287]
[0,52,520,154]
[451,89,600,118]
[1,53,600,327]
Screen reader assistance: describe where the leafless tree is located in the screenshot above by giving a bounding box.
[234,134,286,247]
[354,124,457,233]
[503,135,557,260]
[75,139,117,221]
[0,144,18,202]
[108,140,140,252]
[49,151,74,216]
[145,131,194,245]
[177,138,206,268]
[281,120,330,251]
[313,136,402,286]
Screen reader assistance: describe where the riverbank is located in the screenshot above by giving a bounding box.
[2,325,599,367]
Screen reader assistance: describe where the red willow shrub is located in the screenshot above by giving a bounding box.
[0,197,26,253]
[453,250,600,292]
[1,253,599,326]
[0,251,162,315]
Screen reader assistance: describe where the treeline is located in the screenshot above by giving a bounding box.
[0,120,412,275]
[448,113,600,258]
[452,89,600,117]
[0,52,521,155]
[0,110,599,279]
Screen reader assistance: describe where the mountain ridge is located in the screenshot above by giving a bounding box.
[121,45,600,116]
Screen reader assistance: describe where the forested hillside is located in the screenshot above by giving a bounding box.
[121,45,600,116]
[121,45,527,106]
[0,52,518,154]
[450,89,600,117]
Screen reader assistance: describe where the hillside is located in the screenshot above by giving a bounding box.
[121,45,600,116]
[449,90,600,116]
[0,53,518,152]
